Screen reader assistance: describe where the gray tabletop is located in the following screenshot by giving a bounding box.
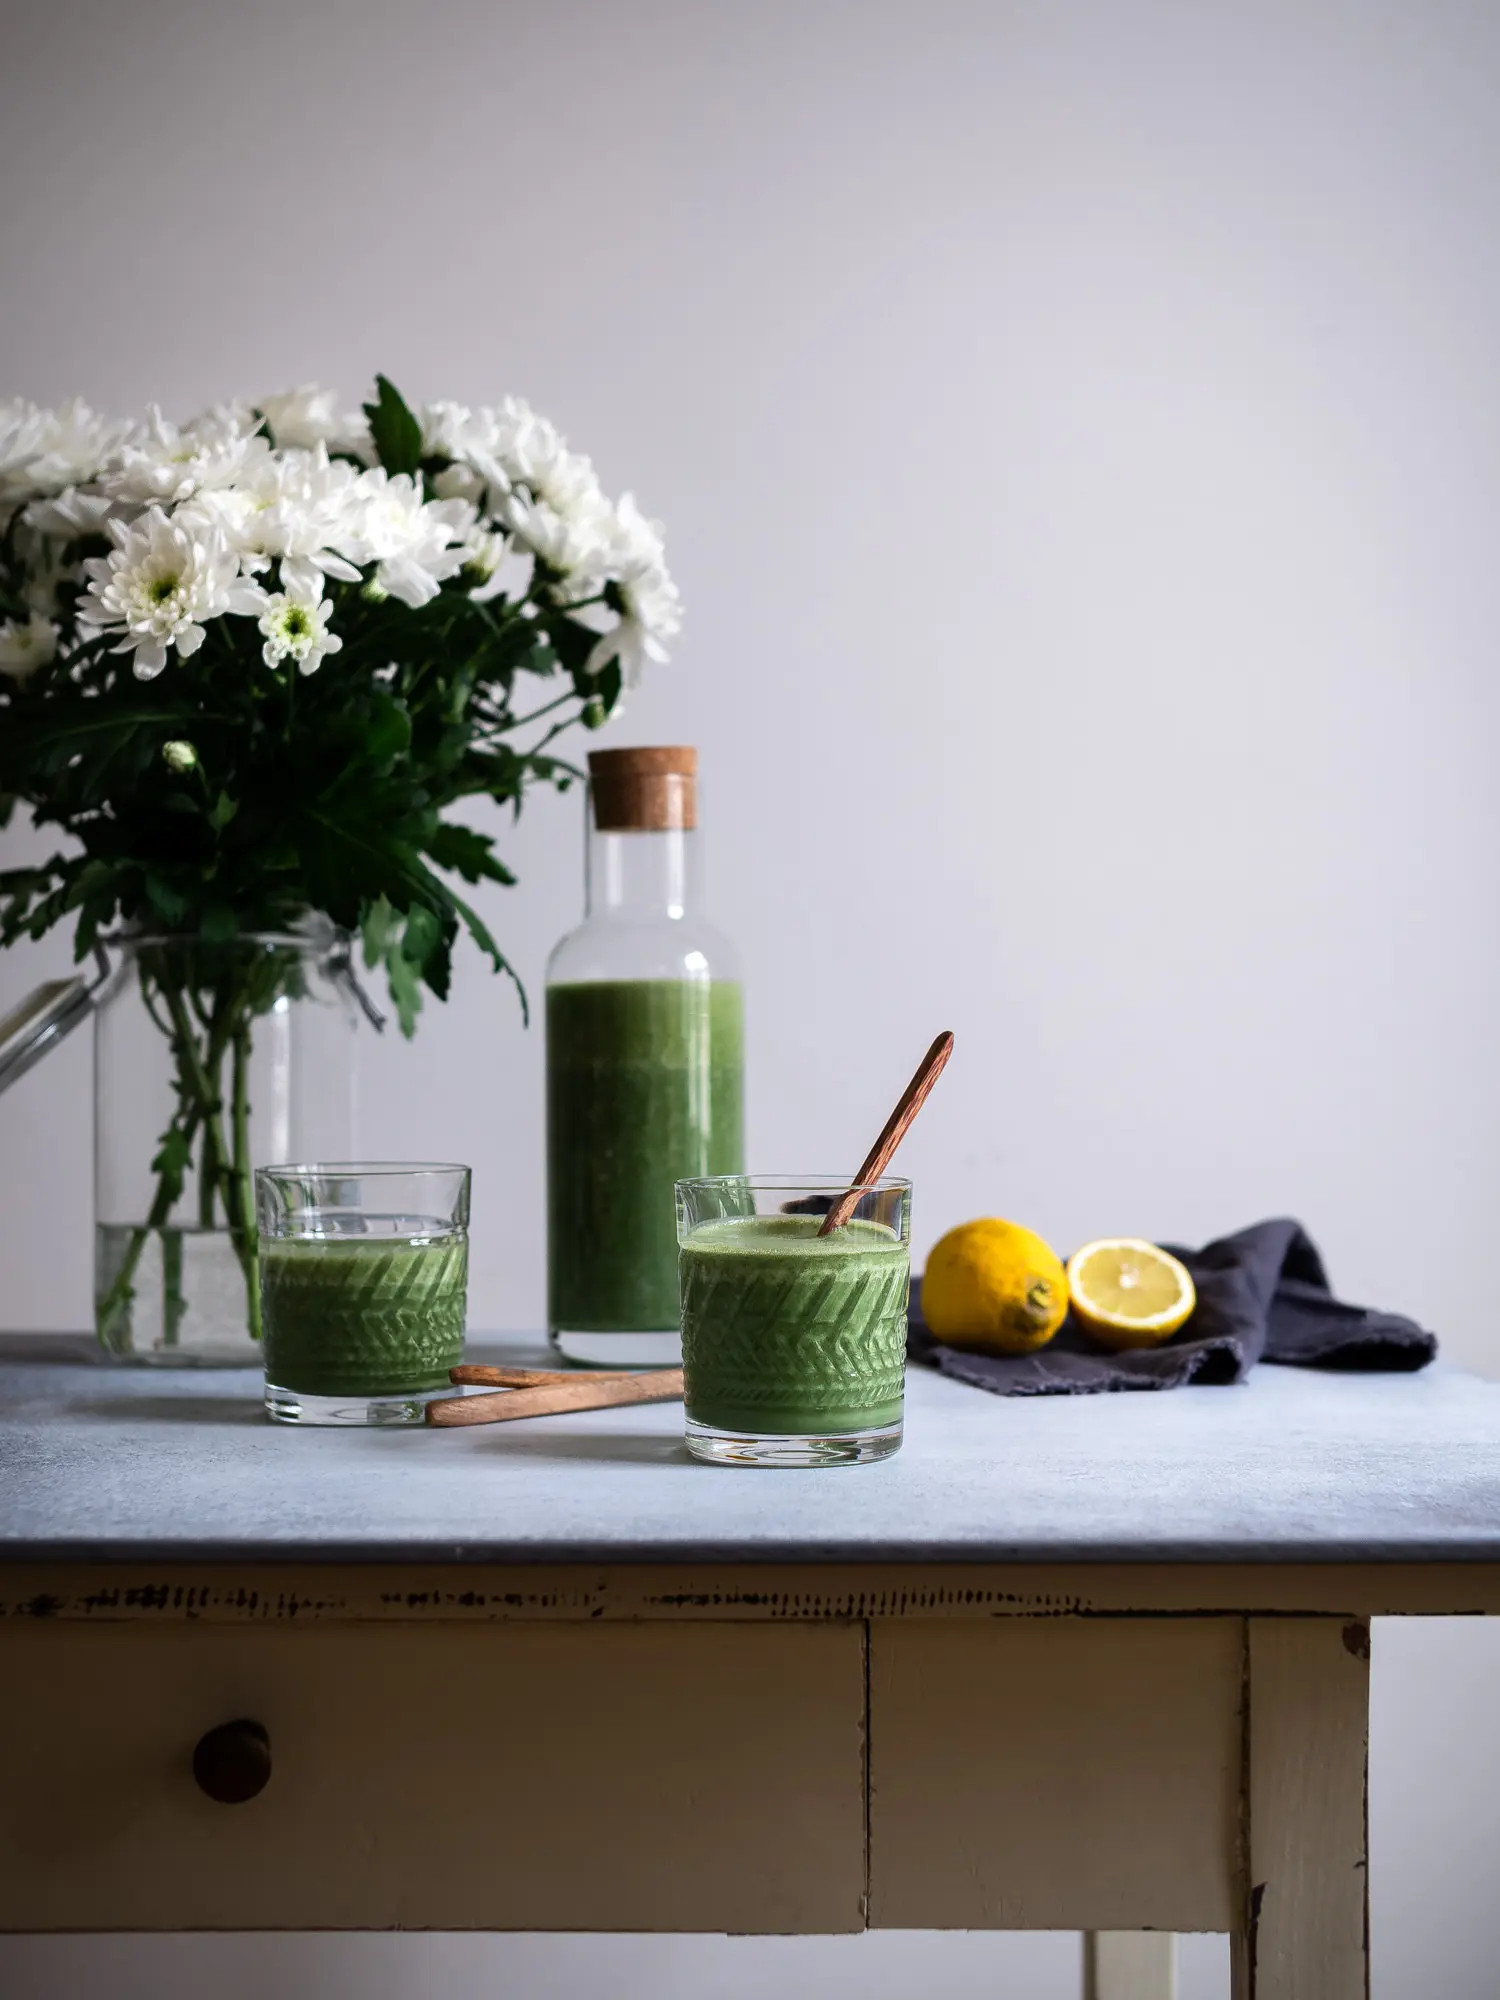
[1,1338,1498,1565]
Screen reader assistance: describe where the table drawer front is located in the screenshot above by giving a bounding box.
[869,1617,1242,1932]
[0,1620,866,1933]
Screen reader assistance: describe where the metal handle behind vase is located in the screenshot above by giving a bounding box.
[0,944,111,1097]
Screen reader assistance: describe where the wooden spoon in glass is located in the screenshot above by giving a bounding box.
[817,1030,955,1236]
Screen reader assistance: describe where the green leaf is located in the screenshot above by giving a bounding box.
[300,811,441,934]
[0,706,187,763]
[401,900,442,968]
[447,886,528,1026]
[151,1125,195,1206]
[209,792,238,831]
[548,614,624,729]
[548,612,597,681]
[200,903,238,943]
[363,375,423,477]
[143,872,189,925]
[361,893,396,969]
[428,821,515,886]
[365,689,412,766]
[0,857,68,901]
[385,945,424,1037]
[418,923,453,1003]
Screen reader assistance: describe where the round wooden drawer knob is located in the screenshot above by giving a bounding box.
[192,1719,272,1804]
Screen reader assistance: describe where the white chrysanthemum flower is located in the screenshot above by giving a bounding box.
[461,522,529,603]
[173,481,258,551]
[0,400,45,510]
[22,486,115,539]
[580,494,681,686]
[19,533,82,620]
[101,404,269,509]
[488,400,619,591]
[1,398,132,514]
[431,459,487,507]
[0,611,59,682]
[25,399,134,496]
[499,402,605,521]
[422,401,513,510]
[499,491,616,593]
[13,486,115,621]
[80,507,264,679]
[609,491,668,565]
[343,470,472,608]
[258,385,369,457]
[183,444,364,598]
[461,523,507,584]
[584,570,683,687]
[258,584,342,675]
[420,400,472,461]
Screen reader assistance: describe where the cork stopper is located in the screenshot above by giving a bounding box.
[588,746,698,832]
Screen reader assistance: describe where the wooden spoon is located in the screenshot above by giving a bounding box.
[427,1366,684,1428]
[817,1030,955,1236]
[448,1363,642,1389]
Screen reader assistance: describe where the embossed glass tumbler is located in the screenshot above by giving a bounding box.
[256,1164,470,1426]
[675,1176,911,1467]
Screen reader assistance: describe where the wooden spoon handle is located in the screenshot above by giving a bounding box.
[818,1030,955,1236]
[448,1363,642,1388]
[426,1367,685,1428]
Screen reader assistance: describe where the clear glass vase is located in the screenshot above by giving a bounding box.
[94,923,358,1365]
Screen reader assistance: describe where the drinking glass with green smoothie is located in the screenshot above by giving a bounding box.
[676,1176,912,1467]
[546,747,744,1368]
[257,1163,470,1426]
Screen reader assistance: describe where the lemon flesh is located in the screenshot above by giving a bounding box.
[1066,1239,1195,1350]
[922,1218,1069,1356]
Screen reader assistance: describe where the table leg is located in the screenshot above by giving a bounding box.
[1083,1930,1177,1998]
[1232,1618,1370,1998]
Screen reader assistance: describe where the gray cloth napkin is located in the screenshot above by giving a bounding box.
[908,1217,1438,1395]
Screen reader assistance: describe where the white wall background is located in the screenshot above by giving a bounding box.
[2,2,1497,1993]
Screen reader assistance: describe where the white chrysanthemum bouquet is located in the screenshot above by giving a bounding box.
[0,376,681,1019]
[0,378,680,1348]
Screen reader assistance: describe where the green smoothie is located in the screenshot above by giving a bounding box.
[260,1235,468,1396]
[547,980,744,1335]
[679,1214,909,1435]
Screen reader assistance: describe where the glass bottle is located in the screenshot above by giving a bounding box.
[546,747,745,1366]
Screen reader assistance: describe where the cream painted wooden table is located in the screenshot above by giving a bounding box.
[4,1338,1500,1999]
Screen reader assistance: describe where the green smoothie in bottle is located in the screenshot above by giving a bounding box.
[546,748,744,1366]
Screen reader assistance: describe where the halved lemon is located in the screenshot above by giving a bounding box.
[1066,1239,1196,1350]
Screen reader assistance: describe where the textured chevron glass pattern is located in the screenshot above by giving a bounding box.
[679,1215,909,1434]
[261,1235,468,1395]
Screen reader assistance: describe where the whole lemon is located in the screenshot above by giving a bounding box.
[922,1219,1069,1355]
